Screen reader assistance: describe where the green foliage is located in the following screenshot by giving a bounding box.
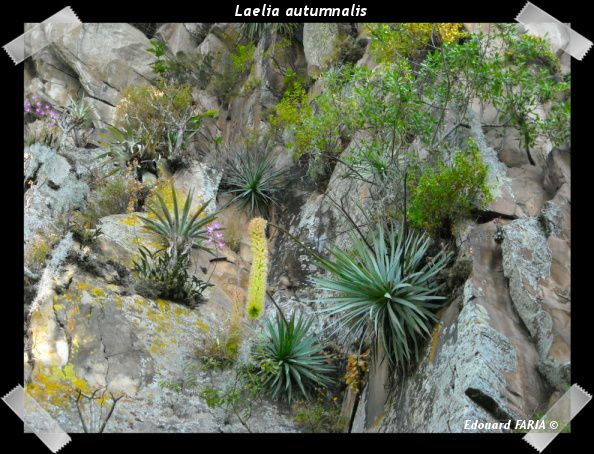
[270,77,310,129]
[221,149,288,216]
[232,44,256,73]
[419,24,570,160]
[139,183,216,256]
[148,38,216,87]
[115,82,211,161]
[253,311,335,403]
[313,225,451,369]
[408,140,492,236]
[292,398,347,433]
[200,386,240,409]
[133,246,212,305]
[147,39,169,74]
[366,23,465,63]
[240,23,299,42]
[210,43,257,107]
[194,363,265,431]
[85,172,147,221]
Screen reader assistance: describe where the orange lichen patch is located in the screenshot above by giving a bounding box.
[428,322,441,364]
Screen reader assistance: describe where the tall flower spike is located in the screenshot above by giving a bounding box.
[246,217,268,319]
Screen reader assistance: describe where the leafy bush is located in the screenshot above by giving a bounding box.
[221,149,288,216]
[253,311,335,403]
[209,43,256,107]
[139,183,216,257]
[366,23,465,63]
[85,171,149,222]
[313,225,451,369]
[246,217,268,319]
[420,24,570,162]
[408,140,492,237]
[133,246,212,305]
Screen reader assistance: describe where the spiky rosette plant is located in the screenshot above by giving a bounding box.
[221,149,288,216]
[254,311,335,403]
[313,225,451,369]
[246,217,268,319]
[240,23,300,42]
[139,183,216,259]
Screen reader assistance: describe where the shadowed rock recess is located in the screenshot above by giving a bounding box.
[24,22,570,433]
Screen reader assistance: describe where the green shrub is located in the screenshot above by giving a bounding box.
[133,246,212,305]
[419,24,570,162]
[253,311,335,403]
[366,23,465,63]
[408,140,492,237]
[313,225,451,369]
[210,43,256,107]
[221,149,288,216]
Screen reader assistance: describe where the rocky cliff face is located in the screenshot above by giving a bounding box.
[24,22,570,433]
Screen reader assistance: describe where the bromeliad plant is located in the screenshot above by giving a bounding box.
[312,225,451,370]
[139,183,217,259]
[222,149,288,216]
[254,311,335,404]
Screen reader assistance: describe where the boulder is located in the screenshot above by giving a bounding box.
[501,214,570,390]
[35,23,156,123]
[302,23,355,77]
[156,23,210,54]
[24,144,89,242]
[543,148,570,195]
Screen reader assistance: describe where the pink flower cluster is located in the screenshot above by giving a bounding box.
[24,95,59,127]
[206,221,225,250]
